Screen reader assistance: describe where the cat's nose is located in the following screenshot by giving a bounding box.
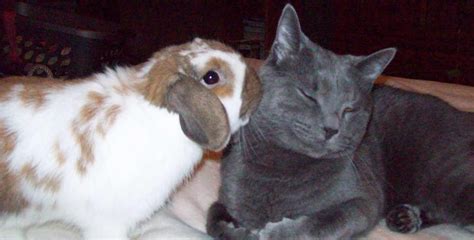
[324,127,338,139]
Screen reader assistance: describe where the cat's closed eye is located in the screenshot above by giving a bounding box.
[297,88,318,103]
[343,107,355,113]
[342,107,357,116]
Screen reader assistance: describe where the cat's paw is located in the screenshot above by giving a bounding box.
[217,224,257,240]
[213,221,257,240]
[259,217,312,240]
[386,204,422,233]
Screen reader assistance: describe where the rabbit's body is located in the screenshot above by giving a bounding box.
[0,39,261,239]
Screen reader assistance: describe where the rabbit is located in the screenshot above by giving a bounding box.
[0,38,262,240]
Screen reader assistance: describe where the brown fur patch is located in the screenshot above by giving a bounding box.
[19,84,46,108]
[137,50,191,108]
[79,91,106,124]
[141,59,180,107]
[203,150,223,160]
[0,84,13,102]
[104,105,121,126]
[71,90,108,175]
[239,64,262,118]
[113,83,132,96]
[204,58,235,98]
[0,76,70,104]
[71,124,95,176]
[97,104,122,137]
[0,160,29,213]
[0,120,17,156]
[21,163,61,193]
[53,141,66,167]
[0,121,29,212]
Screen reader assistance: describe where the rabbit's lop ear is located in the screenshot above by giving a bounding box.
[166,75,230,151]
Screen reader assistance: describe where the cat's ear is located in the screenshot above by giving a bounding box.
[356,48,397,82]
[270,4,305,62]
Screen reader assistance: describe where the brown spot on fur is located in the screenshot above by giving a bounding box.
[53,141,66,166]
[70,91,108,175]
[71,125,95,176]
[239,64,262,118]
[113,84,132,96]
[97,104,122,137]
[105,105,121,126]
[204,58,235,98]
[0,120,16,156]
[203,150,223,160]
[0,76,71,104]
[0,120,28,212]
[135,38,240,109]
[21,163,61,193]
[137,51,189,108]
[0,84,13,102]
[19,84,46,108]
[80,91,106,124]
[0,159,29,213]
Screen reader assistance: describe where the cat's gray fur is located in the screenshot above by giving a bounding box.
[207,4,474,239]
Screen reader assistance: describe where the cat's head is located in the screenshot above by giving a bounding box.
[257,4,396,158]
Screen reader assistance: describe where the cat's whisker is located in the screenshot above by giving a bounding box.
[250,124,265,142]
[245,127,259,158]
[241,126,257,163]
[239,128,250,162]
[251,117,269,143]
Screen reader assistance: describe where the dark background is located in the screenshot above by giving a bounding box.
[1,0,473,85]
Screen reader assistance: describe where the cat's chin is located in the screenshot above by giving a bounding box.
[307,148,355,159]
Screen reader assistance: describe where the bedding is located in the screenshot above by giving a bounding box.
[1,59,473,240]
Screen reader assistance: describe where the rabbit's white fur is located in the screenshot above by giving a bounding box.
[0,39,259,240]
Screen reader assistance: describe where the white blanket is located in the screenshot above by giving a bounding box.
[1,160,472,240]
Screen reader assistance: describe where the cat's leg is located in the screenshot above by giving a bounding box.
[260,197,381,240]
[206,202,258,240]
[259,217,313,240]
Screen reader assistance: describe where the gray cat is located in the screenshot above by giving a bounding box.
[207,4,474,240]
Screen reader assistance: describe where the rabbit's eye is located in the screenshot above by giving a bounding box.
[202,71,219,85]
